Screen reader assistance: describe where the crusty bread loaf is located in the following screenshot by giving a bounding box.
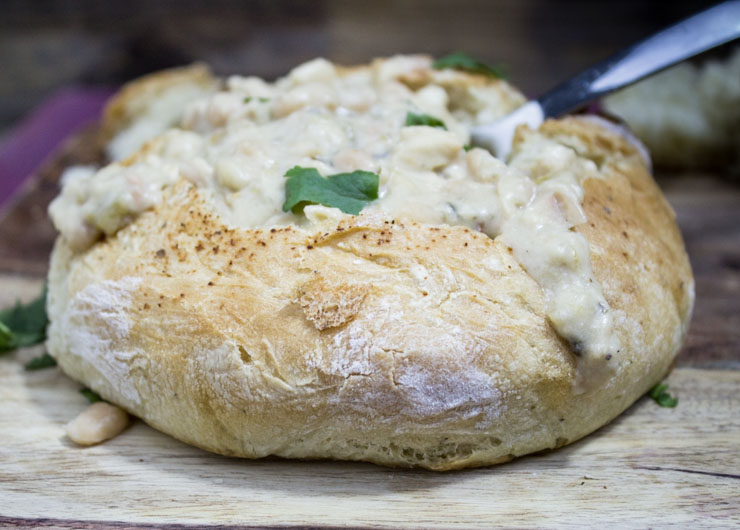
[46,57,694,470]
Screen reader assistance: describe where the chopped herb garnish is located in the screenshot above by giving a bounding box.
[282,166,379,216]
[405,112,447,129]
[649,383,678,408]
[463,144,473,152]
[432,52,506,79]
[0,321,12,351]
[0,287,48,353]
[25,352,57,371]
[243,97,270,103]
[80,388,102,403]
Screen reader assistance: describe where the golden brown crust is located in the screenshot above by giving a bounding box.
[542,117,693,349]
[46,69,693,471]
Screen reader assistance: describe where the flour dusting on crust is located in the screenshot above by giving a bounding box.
[62,276,143,405]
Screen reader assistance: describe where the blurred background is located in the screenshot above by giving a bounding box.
[0,0,722,136]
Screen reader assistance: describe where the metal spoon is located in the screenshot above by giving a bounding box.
[471,0,740,159]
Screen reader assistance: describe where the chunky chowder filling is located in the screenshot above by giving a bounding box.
[49,55,620,364]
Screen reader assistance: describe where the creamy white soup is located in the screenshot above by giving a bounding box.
[49,55,619,365]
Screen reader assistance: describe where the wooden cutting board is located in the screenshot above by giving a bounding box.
[0,131,738,529]
[1,358,737,529]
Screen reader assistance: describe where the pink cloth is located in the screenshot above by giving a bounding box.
[0,87,114,207]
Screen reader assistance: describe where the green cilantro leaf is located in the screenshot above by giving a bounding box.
[432,52,506,79]
[282,166,379,216]
[0,286,48,353]
[243,97,270,103]
[649,382,678,408]
[25,352,57,371]
[80,388,102,403]
[0,321,12,351]
[405,112,447,130]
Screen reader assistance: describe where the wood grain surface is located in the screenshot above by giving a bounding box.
[0,131,738,528]
[663,175,740,369]
[0,351,738,529]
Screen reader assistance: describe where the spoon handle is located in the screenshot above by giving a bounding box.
[538,1,740,117]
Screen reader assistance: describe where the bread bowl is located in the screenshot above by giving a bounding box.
[46,55,694,470]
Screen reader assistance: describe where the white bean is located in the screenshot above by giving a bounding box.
[66,402,129,446]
